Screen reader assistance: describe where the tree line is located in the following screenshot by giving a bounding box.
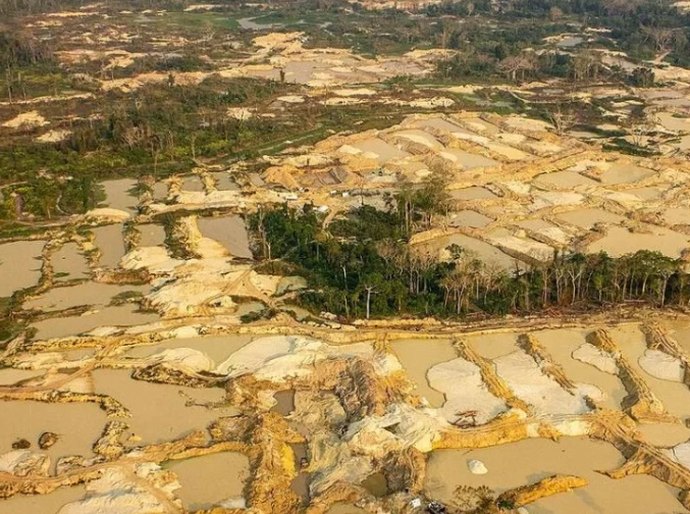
[248,197,690,320]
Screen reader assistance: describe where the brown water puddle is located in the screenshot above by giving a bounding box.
[350,137,410,163]
[52,243,89,281]
[326,503,367,514]
[664,319,690,358]
[25,282,149,312]
[126,334,253,364]
[290,442,310,505]
[465,332,518,360]
[167,452,249,510]
[31,304,160,339]
[91,369,233,445]
[447,149,498,170]
[0,401,107,466]
[0,240,45,297]
[609,325,690,420]
[449,210,493,229]
[625,186,665,201]
[210,171,239,191]
[361,472,388,497]
[588,225,690,259]
[136,223,166,247]
[425,437,685,513]
[152,181,168,201]
[0,368,42,385]
[91,224,125,268]
[450,186,498,201]
[555,207,624,230]
[181,175,204,192]
[637,422,690,447]
[390,339,456,407]
[533,328,627,410]
[599,163,654,185]
[100,179,138,213]
[0,485,86,514]
[197,216,252,259]
[663,207,690,226]
[272,390,296,416]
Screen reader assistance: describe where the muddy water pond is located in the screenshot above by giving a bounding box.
[556,207,624,230]
[197,216,252,259]
[168,452,249,510]
[637,422,690,447]
[390,339,456,407]
[600,163,654,185]
[91,369,235,445]
[290,442,310,504]
[425,437,685,513]
[533,170,598,189]
[181,175,204,192]
[533,328,627,411]
[25,282,149,311]
[136,223,166,247]
[350,138,410,162]
[662,207,690,226]
[31,304,160,340]
[52,243,89,281]
[127,334,253,364]
[441,149,498,170]
[588,225,690,259]
[0,368,41,385]
[449,210,493,229]
[326,504,368,514]
[0,400,107,465]
[465,332,518,360]
[0,240,45,297]
[450,186,498,201]
[609,325,690,420]
[272,389,296,416]
[91,224,125,267]
[529,474,684,514]
[361,472,388,497]
[100,178,138,213]
[210,171,239,191]
[424,233,518,271]
[152,181,168,201]
[665,319,690,359]
[0,485,86,514]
